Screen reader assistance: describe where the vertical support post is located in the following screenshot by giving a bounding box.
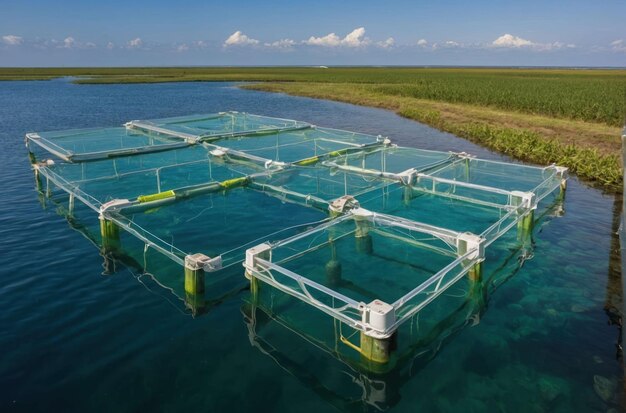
[511,191,537,241]
[457,233,487,316]
[556,166,568,195]
[457,233,485,282]
[353,208,373,255]
[358,300,396,370]
[28,151,37,165]
[45,175,51,198]
[517,211,535,242]
[99,215,120,252]
[325,238,342,287]
[68,193,75,216]
[402,185,413,206]
[33,168,43,192]
[245,243,272,301]
[185,253,208,316]
[360,331,394,365]
[468,262,483,282]
[99,214,121,276]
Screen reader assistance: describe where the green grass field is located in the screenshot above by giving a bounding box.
[2,67,625,189]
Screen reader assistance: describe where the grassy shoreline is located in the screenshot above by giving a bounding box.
[245,82,623,190]
[2,67,624,190]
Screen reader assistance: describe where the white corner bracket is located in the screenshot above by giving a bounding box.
[456,232,485,261]
[185,253,222,272]
[397,168,416,185]
[244,243,272,278]
[453,151,476,160]
[379,136,392,146]
[510,190,537,211]
[361,299,396,338]
[328,195,360,215]
[553,165,568,179]
[98,199,132,218]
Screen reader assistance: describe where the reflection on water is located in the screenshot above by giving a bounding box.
[607,196,623,362]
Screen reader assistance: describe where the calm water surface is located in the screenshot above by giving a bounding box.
[0,79,622,412]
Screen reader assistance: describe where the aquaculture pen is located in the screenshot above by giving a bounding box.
[26,111,568,370]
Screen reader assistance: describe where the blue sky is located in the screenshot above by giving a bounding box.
[1,0,625,67]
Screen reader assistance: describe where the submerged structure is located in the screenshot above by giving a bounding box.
[27,111,568,373]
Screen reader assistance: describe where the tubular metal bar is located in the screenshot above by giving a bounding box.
[128,117,312,143]
[315,137,364,147]
[240,112,312,127]
[71,141,192,162]
[68,156,227,185]
[370,229,458,258]
[480,203,528,248]
[272,231,356,267]
[323,148,456,179]
[528,168,563,204]
[363,210,461,249]
[198,123,312,142]
[272,214,354,249]
[26,134,72,161]
[103,212,186,266]
[313,126,388,143]
[411,175,513,210]
[246,258,367,331]
[36,166,102,212]
[202,143,283,167]
[416,173,513,197]
[27,131,192,162]
[389,251,476,331]
[248,181,330,211]
[126,121,199,141]
[323,162,402,181]
[420,154,473,176]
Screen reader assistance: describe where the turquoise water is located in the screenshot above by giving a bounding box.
[0,79,623,412]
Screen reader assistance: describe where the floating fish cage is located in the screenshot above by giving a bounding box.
[27,111,568,371]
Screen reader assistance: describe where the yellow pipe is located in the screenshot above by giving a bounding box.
[219,176,248,189]
[340,335,363,354]
[137,189,175,203]
[294,156,319,166]
[328,149,349,157]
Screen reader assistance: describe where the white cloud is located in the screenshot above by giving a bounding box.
[127,38,143,48]
[62,37,76,49]
[342,27,369,47]
[611,39,626,52]
[492,34,533,48]
[2,34,23,45]
[57,37,97,49]
[444,40,460,47]
[491,33,572,51]
[264,38,296,50]
[305,32,341,47]
[106,42,115,50]
[376,37,395,49]
[177,43,189,52]
[194,40,208,48]
[224,31,259,47]
[304,27,370,48]
[416,39,428,47]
